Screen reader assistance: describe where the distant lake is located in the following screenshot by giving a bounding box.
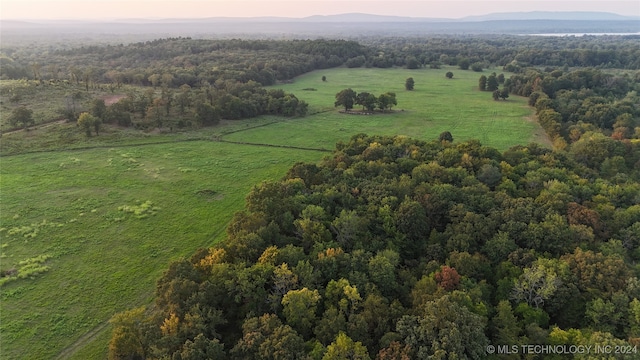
[525,32,640,36]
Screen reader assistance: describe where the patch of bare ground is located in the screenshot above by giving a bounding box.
[101,94,127,106]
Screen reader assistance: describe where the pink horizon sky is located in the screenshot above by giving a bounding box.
[1,0,639,20]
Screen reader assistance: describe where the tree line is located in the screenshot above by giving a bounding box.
[2,36,639,87]
[334,89,398,113]
[109,133,640,359]
[500,67,640,149]
[70,80,309,132]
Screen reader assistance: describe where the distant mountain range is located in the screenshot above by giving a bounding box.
[112,11,639,23]
[4,11,639,24]
[460,11,639,22]
[2,11,638,39]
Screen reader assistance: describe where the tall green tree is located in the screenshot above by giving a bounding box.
[355,92,377,112]
[323,332,371,360]
[478,75,487,91]
[335,89,357,111]
[194,102,220,126]
[108,307,150,360]
[77,112,100,136]
[90,98,107,122]
[458,58,470,70]
[397,294,488,359]
[405,77,415,91]
[282,288,321,338]
[512,262,558,308]
[377,92,397,112]
[8,106,35,129]
[487,73,499,91]
[231,314,305,360]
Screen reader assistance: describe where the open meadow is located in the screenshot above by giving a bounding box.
[0,65,543,359]
[0,142,324,359]
[226,67,548,151]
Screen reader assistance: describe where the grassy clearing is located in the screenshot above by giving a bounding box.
[0,141,323,360]
[226,67,546,151]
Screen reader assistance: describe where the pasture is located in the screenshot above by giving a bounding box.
[0,66,542,359]
[0,142,323,359]
[226,67,548,151]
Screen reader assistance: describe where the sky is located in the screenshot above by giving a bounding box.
[1,0,639,20]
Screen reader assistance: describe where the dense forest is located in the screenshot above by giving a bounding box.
[2,36,640,85]
[109,134,640,359]
[502,68,640,147]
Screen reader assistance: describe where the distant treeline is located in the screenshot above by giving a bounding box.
[1,36,639,87]
[0,38,368,86]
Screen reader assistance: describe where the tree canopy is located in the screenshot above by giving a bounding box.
[109,132,640,359]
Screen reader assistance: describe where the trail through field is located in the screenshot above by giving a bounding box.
[54,322,109,360]
[1,118,67,135]
[217,138,332,152]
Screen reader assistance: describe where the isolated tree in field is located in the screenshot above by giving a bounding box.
[446,71,454,79]
[405,77,415,91]
[8,106,34,129]
[355,92,377,112]
[377,92,397,112]
[478,75,487,91]
[335,88,357,111]
[322,75,327,82]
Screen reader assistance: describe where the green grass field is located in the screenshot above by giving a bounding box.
[226,67,548,151]
[0,66,544,359]
[0,142,323,360]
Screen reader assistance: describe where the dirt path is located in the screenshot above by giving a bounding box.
[54,322,110,360]
[1,118,67,136]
